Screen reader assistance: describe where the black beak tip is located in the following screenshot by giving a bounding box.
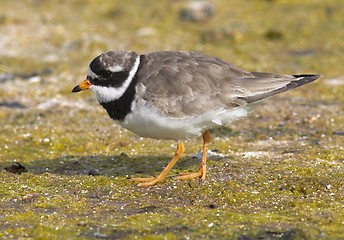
[72,85,82,93]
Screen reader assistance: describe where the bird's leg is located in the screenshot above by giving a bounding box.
[131,141,185,187]
[176,129,210,181]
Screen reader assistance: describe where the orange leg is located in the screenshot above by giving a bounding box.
[131,141,185,187]
[176,129,210,181]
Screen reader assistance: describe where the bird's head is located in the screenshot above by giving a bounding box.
[72,51,140,103]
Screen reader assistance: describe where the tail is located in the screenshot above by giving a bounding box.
[237,74,321,104]
[290,74,321,86]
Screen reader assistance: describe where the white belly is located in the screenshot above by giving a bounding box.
[119,100,250,140]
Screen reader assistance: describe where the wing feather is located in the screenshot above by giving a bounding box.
[135,51,320,118]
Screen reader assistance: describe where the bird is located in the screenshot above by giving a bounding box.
[72,50,320,187]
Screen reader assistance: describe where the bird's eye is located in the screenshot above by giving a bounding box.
[100,70,112,79]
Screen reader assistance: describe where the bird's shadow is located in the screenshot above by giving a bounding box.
[1,154,200,178]
[2,126,239,177]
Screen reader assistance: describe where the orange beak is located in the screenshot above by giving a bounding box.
[72,79,92,92]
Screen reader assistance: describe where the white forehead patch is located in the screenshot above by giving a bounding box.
[90,56,140,103]
[87,67,98,79]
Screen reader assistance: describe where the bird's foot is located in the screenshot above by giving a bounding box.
[175,165,206,181]
[130,176,165,187]
[131,141,185,187]
[176,130,209,182]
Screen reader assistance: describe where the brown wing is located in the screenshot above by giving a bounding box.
[136,51,319,118]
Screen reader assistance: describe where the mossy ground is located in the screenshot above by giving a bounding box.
[0,0,343,239]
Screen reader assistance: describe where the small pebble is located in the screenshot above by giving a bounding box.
[88,168,101,176]
[180,0,215,22]
[0,72,15,82]
[333,131,344,136]
[4,163,28,175]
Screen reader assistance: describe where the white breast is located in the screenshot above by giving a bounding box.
[119,98,250,140]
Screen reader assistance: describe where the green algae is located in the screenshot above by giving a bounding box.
[0,0,344,239]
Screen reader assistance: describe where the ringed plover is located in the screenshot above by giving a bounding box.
[72,51,320,187]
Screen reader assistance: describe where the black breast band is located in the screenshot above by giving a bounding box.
[100,55,144,121]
